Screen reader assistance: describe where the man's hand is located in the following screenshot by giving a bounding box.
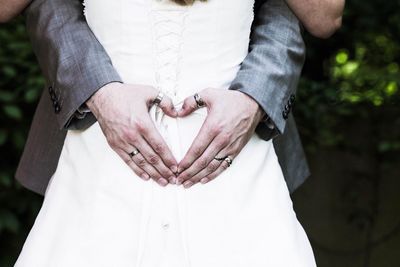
[86,82,178,186]
[176,88,265,188]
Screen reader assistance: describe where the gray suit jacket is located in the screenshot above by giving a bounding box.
[15,0,309,196]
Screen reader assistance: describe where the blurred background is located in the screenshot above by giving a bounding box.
[0,1,399,266]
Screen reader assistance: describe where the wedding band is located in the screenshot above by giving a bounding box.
[224,156,233,167]
[129,149,140,157]
[194,93,205,108]
[153,91,164,106]
[214,156,233,167]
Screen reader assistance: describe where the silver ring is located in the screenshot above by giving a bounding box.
[194,93,206,108]
[214,156,225,162]
[129,149,140,157]
[214,156,233,167]
[153,91,164,106]
[224,156,233,167]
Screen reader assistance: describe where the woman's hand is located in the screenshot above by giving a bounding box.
[0,0,30,23]
[176,88,265,188]
[286,0,345,39]
[86,82,179,186]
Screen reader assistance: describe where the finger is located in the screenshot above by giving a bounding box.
[177,94,199,117]
[181,158,222,188]
[134,136,177,183]
[185,140,241,187]
[158,95,178,118]
[202,158,232,184]
[114,147,150,181]
[139,119,178,173]
[176,132,230,184]
[127,145,169,187]
[177,118,218,173]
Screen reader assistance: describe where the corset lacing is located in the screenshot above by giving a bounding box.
[135,4,192,267]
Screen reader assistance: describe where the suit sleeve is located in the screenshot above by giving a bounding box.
[24,0,122,131]
[228,0,306,140]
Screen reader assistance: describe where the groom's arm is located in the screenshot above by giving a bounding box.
[24,0,122,130]
[229,0,306,140]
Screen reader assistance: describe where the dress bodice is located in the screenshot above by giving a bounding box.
[14,3,316,266]
[83,0,254,104]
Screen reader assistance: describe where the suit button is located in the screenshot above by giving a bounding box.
[282,110,289,119]
[52,100,58,107]
[289,94,296,105]
[284,104,290,111]
[54,104,61,113]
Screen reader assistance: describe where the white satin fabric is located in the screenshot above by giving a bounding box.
[14,0,316,266]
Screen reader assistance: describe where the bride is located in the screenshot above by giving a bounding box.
[3,0,343,266]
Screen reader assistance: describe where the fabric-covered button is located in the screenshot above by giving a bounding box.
[162,222,170,230]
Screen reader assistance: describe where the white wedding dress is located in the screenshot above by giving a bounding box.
[14,0,316,266]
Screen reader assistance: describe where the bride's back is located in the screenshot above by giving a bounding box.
[83,0,254,103]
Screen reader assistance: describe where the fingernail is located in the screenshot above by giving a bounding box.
[183,181,193,188]
[171,165,178,173]
[200,178,209,184]
[157,178,168,186]
[141,174,150,180]
[169,176,177,184]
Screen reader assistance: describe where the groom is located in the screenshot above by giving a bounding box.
[16,0,309,195]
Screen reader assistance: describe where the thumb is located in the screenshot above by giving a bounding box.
[177,94,199,117]
[158,95,178,117]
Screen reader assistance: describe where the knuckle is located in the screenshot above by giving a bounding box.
[219,133,231,145]
[161,170,172,178]
[136,158,147,167]
[134,119,146,133]
[183,170,193,178]
[124,158,133,165]
[190,179,199,185]
[209,124,222,135]
[207,162,219,172]
[221,164,228,170]
[125,132,138,144]
[148,154,159,165]
[198,158,208,169]
[193,147,203,157]
[153,142,164,154]
[206,174,216,181]
[151,175,162,181]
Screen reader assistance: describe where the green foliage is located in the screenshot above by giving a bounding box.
[294,0,400,152]
[0,18,44,267]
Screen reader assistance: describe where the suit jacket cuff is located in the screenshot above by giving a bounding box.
[229,72,287,134]
[62,78,122,130]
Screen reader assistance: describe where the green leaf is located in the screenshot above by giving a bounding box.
[24,88,39,103]
[0,90,16,102]
[0,129,7,145]
[2,105,22,120]
[0,210,20,233]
